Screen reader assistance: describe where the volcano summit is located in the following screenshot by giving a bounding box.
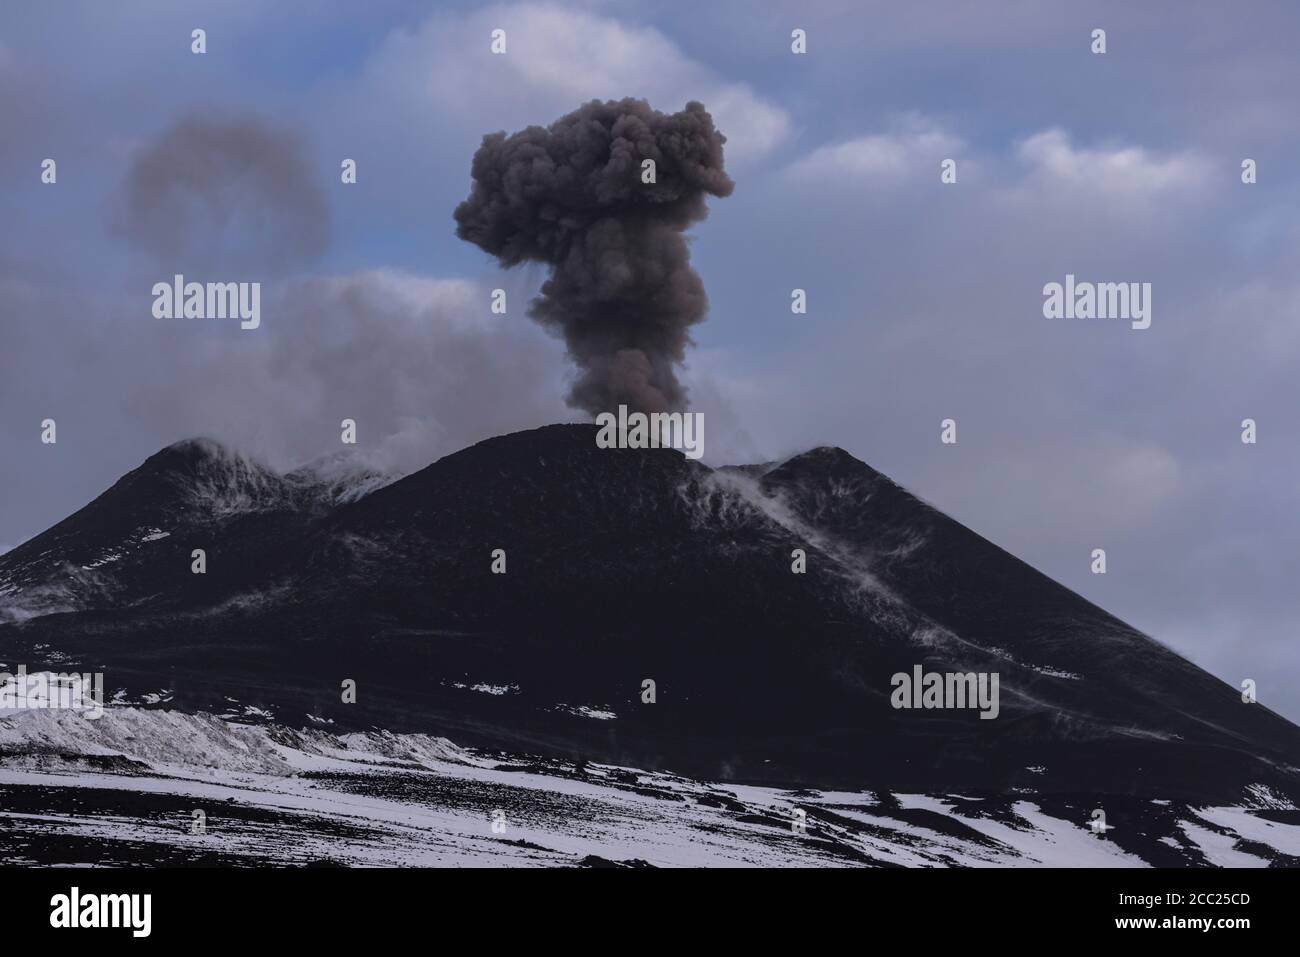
[0,425,1297,866]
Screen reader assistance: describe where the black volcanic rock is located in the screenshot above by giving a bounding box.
[2,424,1297,804]
[0,438,385,620]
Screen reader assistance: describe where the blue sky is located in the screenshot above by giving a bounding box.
[1,0,1298,719]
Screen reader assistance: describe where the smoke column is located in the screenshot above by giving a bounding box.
[454,97,733,414]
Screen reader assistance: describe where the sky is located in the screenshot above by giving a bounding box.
[1,1,1298,719]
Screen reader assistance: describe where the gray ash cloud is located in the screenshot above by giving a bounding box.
[115,110,330,276]
[454,97,733,414]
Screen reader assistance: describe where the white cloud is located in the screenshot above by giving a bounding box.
[364,2,789,163]
[783,115,963,182]
[1014,128,1210,197]
[782,122,1209,212]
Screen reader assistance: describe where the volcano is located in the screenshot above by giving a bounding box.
[1,425,1297,866]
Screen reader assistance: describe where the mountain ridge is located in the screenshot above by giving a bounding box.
[0,423,1295,803]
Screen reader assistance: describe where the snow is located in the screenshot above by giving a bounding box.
[0,707,1297,868]
[1191,806,1300,857]
[449,682,519,696]
[1177,819,1270,867]
[1002,801,1147,867]
[1241,783,1296,810]
[0,670,101,715]
[553,704,617,720]
[1031,665,1081,680]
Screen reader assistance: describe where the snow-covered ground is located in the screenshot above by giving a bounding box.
[0,706,1296,867]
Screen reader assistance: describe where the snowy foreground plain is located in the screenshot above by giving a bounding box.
[1,707,1297,867]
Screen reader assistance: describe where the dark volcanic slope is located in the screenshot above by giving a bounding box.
[0,439,379,621]
[2,424,1297,802]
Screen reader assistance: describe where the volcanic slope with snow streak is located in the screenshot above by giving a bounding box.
[0,439,394,622]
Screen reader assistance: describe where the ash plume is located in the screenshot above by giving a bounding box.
[115,110,329,276]
[454,97,734,414]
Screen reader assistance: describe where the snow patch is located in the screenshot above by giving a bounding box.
[553,704,617,720]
